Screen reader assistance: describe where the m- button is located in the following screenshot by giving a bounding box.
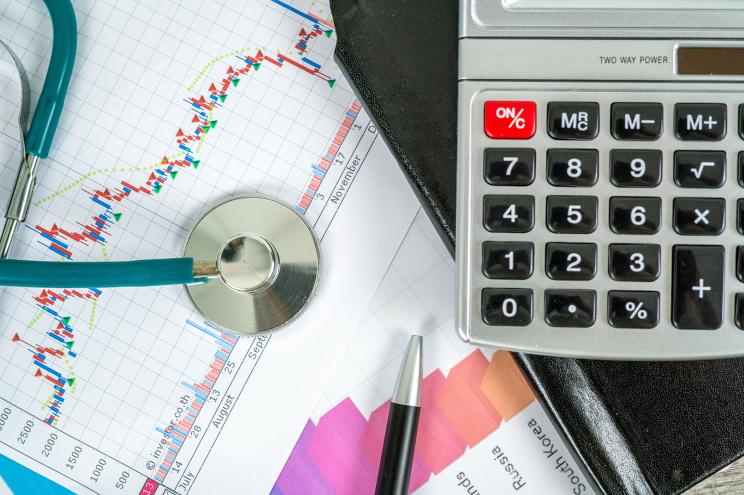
[675,103,727,141]
[547,102,599,140]
[611,103,663,140]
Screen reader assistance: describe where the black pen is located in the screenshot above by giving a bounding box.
[375,335,423,495]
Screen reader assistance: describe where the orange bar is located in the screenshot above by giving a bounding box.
[435,350,502,447]
[480,351,536,421]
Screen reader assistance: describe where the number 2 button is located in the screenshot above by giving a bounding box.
[546,243,597,280]
[484,195,534,233]
[546,196,597,234]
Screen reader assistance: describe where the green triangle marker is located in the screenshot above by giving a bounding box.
[232,78,240,87]
[253,63,261,71]
[327,79,336,88]
[113,213,122,222]
[153,183,161,193]
[61,316,70,325]
[192,160,200,169]
[210,120,217,129]
[219,94,227,103]
[170,171,178,179]
[65,341,74,350]
[66,378,75,386]
[325,29,333,38]
[202,125,210,135]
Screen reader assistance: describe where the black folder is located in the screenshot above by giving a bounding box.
[329,0,744,493]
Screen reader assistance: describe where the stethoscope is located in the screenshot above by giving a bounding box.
[0,0,321,336]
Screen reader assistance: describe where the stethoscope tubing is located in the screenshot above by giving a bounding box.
[0,258,204,288]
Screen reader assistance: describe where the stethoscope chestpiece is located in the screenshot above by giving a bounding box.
[183,195,320,337]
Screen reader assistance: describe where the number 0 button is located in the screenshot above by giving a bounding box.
[546,196,598,234]
[482,289,533,326]
[484,195,534,233]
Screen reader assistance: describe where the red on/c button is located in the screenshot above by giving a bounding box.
[484,101,537,139]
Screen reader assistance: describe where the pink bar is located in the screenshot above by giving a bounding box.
[307,399,376,494]
[358,401,431,491]
[416,371,467,474]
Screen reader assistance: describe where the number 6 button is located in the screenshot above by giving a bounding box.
[610,197,661,234]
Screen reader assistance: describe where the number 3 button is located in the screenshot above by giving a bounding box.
[482,289,533,326]
[609,244,661,281]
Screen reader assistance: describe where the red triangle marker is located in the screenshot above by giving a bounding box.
[209,83,217,92]
[257,49,263,59]
[12,334,19,342]
[35,369,42,377]
[192,115,200,123]
[176,128,184,137]
[227,66,234,74]
[299,28,307,36]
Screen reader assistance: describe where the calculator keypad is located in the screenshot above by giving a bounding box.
[460,87,744,358]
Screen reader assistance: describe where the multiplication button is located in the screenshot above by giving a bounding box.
[675,103,727,141]
[608,291,660,329]
[673,197,725,236]
[484,148,535,186]
[482,289,533,326]
[611,103,663,140]
[672,245,724,330]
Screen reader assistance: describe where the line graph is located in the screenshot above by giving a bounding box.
[0,0,381,493]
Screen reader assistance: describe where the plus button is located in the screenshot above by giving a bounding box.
[692,278,711,299]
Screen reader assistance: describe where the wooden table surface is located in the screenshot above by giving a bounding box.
[685,458,744,494]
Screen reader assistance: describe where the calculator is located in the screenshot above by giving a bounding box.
[456,0,744,359]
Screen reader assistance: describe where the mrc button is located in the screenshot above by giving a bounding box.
[611,103,663,140]
[675,103,727,141]
[547,102,599,140]
[484,101,536,139]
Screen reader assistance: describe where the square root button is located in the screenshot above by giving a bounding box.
[484,101,536,139]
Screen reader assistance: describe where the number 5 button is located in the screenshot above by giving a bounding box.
[482,289,533,326]
[546,196,598,234]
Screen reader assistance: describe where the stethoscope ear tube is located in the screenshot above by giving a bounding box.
[26,0,77,158]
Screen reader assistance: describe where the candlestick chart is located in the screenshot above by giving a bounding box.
[0,0,374,493]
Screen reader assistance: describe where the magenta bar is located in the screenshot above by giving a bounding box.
[275,421,335,495]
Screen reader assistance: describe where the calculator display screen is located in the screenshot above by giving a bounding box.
[503,0,744,9]
[677,47,744,76]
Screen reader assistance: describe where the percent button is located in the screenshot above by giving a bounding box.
[484,101,537,140]
[608,291,660,329]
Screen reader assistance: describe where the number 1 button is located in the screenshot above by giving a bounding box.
[482,289,533,326]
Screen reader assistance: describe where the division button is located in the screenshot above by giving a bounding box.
[482,241,534,280]
[673,197,725,236]
[610,149,662,188]
[544,290,596,328]
[608,243,661,282]
[608,291,660,329]
[484,101,537,140]
[675,103,727,141]
[611,103,663,140]
[545,243,597,281]
[482,288,533,326]
[609,197,661,235]
[674,151,726,188]
[546,195,598,234]
[672,245,724,330]
[546,149,599,187]
[484,148,536,186]
[483,195,534,233]
[547,102,599,140]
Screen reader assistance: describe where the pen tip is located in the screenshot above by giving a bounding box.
[392,335,423,407]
